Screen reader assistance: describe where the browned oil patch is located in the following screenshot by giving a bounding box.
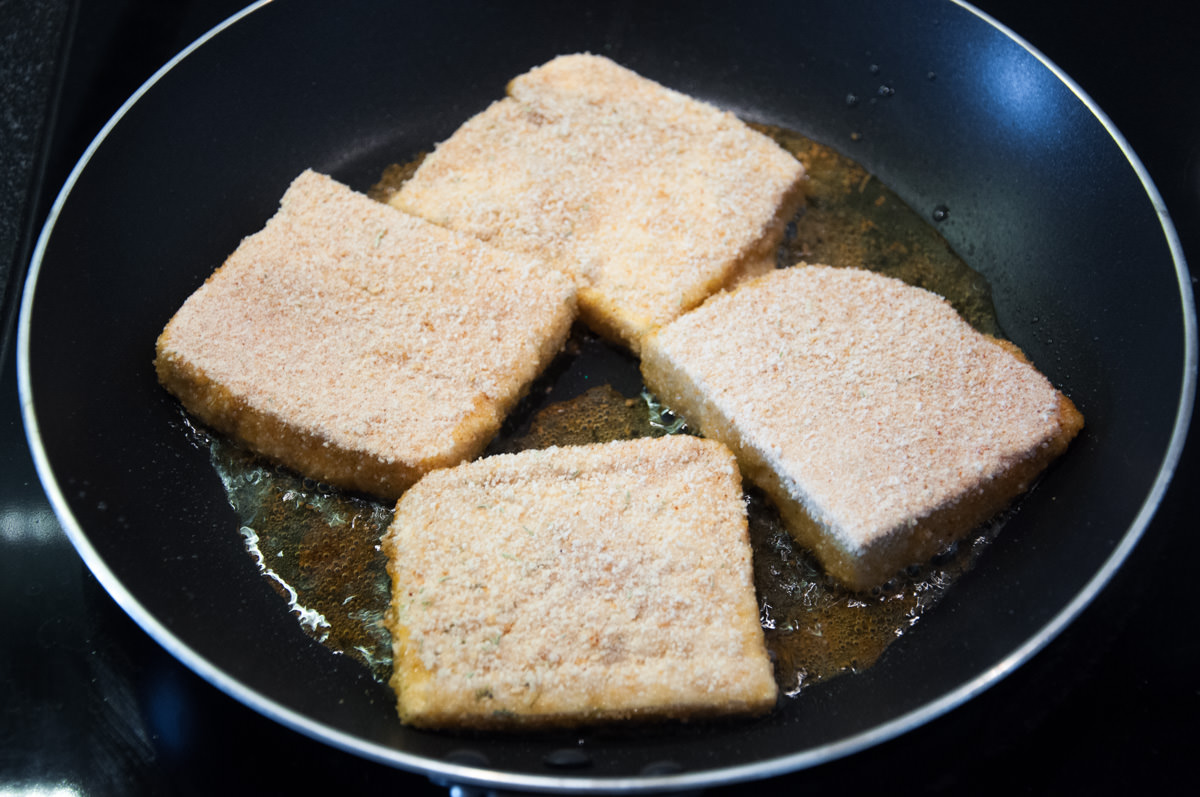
[746,490,997,693]
[492,383,666,452]
[366,152,426,204]
[756,123,1000,336]
[213,441,394,681]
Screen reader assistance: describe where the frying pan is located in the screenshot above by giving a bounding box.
[17,0,1195,791]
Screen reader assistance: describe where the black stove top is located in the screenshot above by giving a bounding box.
[3,1,1196,794]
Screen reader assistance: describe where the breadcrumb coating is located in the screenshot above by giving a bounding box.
[392,53,805,353]
[384,435,777,729]
[156,170,576,499]
[641,265,1084,590]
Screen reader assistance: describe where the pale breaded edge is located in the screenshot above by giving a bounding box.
[587,172,806,355]
[155,312,570,500]
[393,53,807,355]
[674,381,1083,591]
[382,436,777,729]
[155,171,576,500]
[640,269,1084,592]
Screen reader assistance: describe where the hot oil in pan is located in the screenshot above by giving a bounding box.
[212,441,395,681]
[755,123,1000,337]
[211,126,1004,697]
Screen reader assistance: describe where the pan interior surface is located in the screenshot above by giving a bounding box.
[18,0,1194,791]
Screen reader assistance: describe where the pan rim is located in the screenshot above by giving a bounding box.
[15,0,1197,791]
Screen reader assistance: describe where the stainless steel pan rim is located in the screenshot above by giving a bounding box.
[17,0,1196,791]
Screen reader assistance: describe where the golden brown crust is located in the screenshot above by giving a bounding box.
[391,53,805,354]
[383,436,777,729]
[155,170,576,499]
[641,265,1084,591]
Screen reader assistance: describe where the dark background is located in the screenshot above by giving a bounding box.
[2,1,1196,794]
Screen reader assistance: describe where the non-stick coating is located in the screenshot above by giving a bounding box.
[19,0,1193,791]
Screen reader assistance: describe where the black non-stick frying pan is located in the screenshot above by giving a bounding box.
[18,0,1196,791]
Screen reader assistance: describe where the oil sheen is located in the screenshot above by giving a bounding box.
[210,126,1004,696]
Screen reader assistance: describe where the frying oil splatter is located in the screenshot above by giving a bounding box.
[206,125,1005,694]
[212,441,394,681]
[239,524,332,640]
[209,377,999,694]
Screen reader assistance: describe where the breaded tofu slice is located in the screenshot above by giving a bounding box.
[383,435,776,730]
[390,53,806,354]
[641,265,1084,591]
[155,170,576,500]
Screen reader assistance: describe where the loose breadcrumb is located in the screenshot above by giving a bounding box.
[641,265,1084,590]
[155,170,577,499]
[383,435,777,729]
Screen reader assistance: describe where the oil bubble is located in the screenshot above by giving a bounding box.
[932,205,950,222]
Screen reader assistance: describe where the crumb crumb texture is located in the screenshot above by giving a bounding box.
[643,265,1083,566]
[384,435,776,728]
[155,170,576,497]
[392,53,805,351]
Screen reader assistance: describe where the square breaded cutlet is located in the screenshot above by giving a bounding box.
[390,53,806,355]
[382,435,777,730]
[641,265,1084,592]
[155,170,576,500]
